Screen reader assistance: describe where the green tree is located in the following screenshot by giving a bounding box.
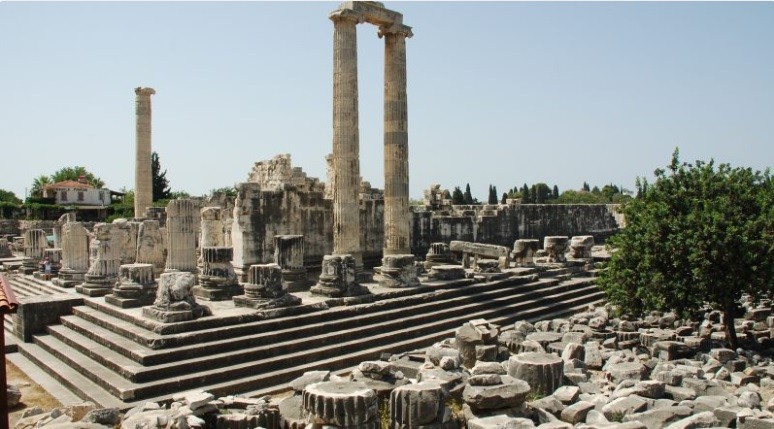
[501,192,508,204]
[50,166,104,188]
[442,189,452,200]
[533,183,551,204]
[209,186,237,198]
[552,185,560,200]
[451,187,465,205]
[30,167,104,198]
[488,185,498,204]
[29,175,53,198]
[152,152,172,201]
[0,189,22,204]
[582,182,591,192]
[522,185,531,203]
[463,183,474,205]
[598,150,774,349]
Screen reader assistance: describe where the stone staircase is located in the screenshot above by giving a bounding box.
[4,275,71,353]
[15,266,604,410]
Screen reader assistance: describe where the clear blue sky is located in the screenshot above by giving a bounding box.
[1,1,772,201]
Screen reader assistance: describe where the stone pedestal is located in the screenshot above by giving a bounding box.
[375,254,420,288]
[512,239,539,266]
[233,263,301,310]
[424,242,452,269]
[55,222,90,287]
[21,229,47,274]
[77,223,121,297]
[543,236,569,263]
[274,235,307,292]
[136,220,165,275]
[106,263,158,308]
[311,254,369,297]
[134,87,155,219]
[569,235,594,259]
[165,199,198,273]
[143,271,210,323]
[192,247,242,301]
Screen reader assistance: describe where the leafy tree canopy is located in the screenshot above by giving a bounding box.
[598,149,774,348]
[30,166,104,198]
[0,189,22,204]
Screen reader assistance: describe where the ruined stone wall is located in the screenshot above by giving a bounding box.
[231,183,384,274]
[410,204,622,256]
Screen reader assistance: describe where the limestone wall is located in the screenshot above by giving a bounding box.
[410,204,622,257]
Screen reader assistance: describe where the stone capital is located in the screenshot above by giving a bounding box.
[329,8,365,24]
[134,87,156,97]
[378,23,413,39]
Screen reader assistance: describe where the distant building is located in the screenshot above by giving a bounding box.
[43,177,111,206]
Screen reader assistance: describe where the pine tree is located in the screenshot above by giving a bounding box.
[488,185,498,204]
[553,185,560,199]
[451,187,465,205]
[500,193,508,204]
[463,183,474,204]
[152,152,172,201]
[522,186,531,203]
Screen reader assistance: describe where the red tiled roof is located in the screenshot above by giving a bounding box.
[0,274,19,314]
[44,180,94,190]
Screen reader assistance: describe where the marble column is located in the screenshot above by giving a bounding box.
[165,199,198,273]
[106,263,157,308]
[233,263,301,309]
[134,87,155,219]
[200,207,224,248]
[77,223,121,296]
[273,235,306,292]
[192,247,241,300]
[136,220,165,275]
[380,23,413,256]
[330,9,363,266]
[55,222,90,287]
[21,229,47,274]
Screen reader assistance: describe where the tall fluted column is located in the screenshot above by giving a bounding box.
[134,87,156,219]
[381,24,413,255]
[330,9,363,264]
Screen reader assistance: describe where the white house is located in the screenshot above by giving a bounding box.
[43,177,111,206]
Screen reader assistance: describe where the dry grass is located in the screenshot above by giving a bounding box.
[6,360,62,426]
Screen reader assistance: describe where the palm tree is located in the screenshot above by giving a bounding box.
[30,175,52,198]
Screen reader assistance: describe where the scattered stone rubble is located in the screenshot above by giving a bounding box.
[19,297,774,429]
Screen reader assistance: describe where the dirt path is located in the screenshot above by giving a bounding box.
[6,360,62,426]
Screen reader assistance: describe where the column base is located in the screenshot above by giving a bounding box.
[374,254,420,288]
[192,276,243,301]
[53,270,86,288]
[76,275,118,297]
[142,307,194,323]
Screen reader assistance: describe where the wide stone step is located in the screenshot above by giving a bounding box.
[16,340,129,409]
[53,279,593,383]
[11,275,71,295]
[31,333,139,400]
[65,275,559,361]
[30,282,602,401]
